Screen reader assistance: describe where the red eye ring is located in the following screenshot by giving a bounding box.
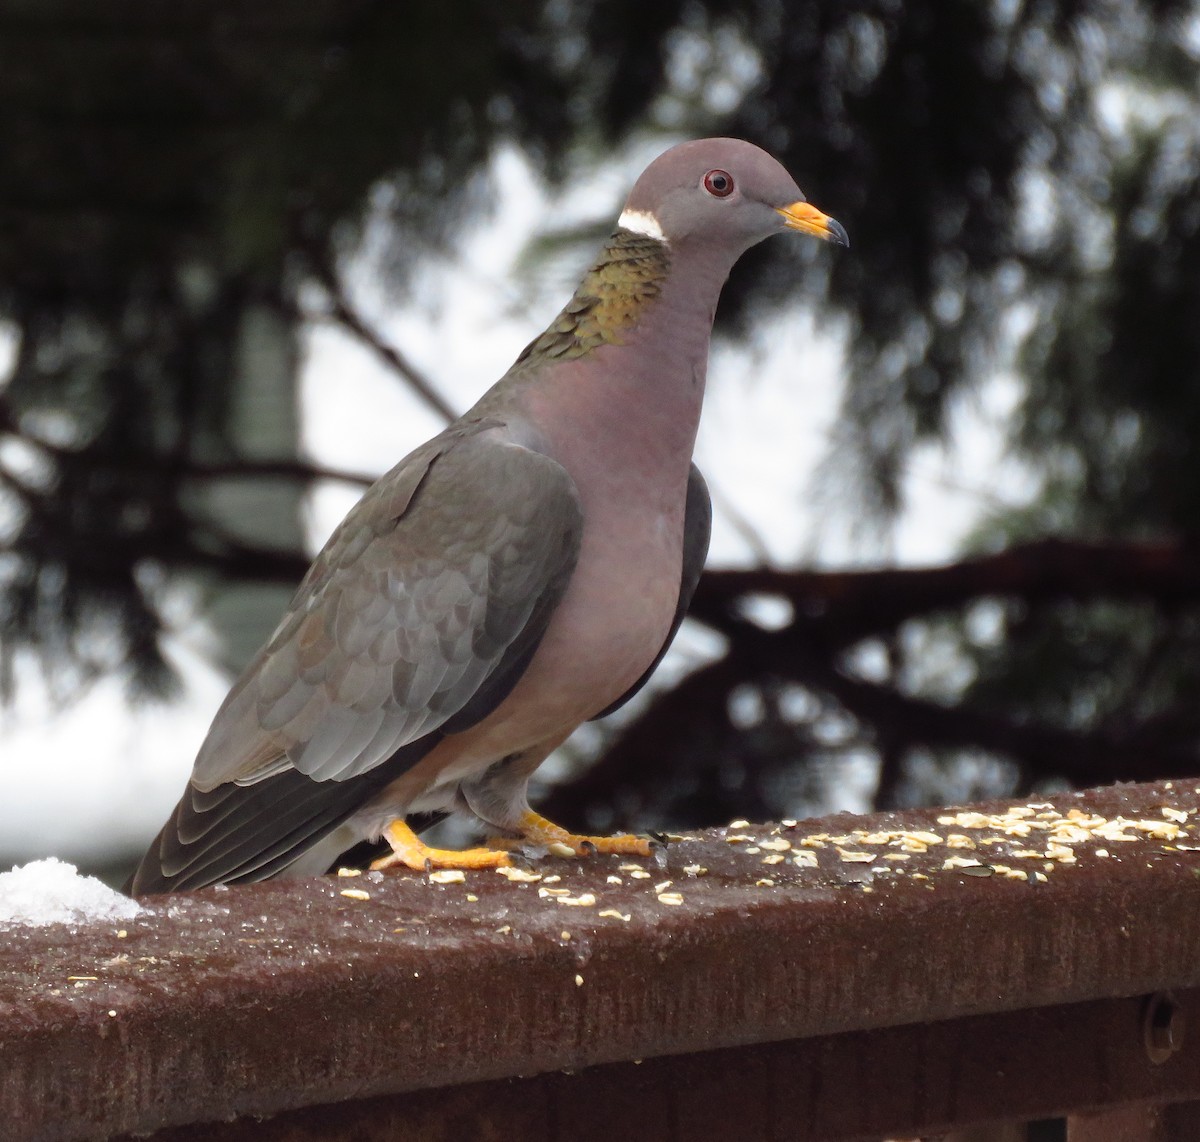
[703,169,735,198]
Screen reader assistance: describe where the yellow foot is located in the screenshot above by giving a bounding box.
[489,810,657,858]
[370,820,513,871]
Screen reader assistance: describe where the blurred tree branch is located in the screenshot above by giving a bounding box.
[4,0,1200,828]
[545,539,1200,827]
[298,244,459,424]
[690,539,1200,645]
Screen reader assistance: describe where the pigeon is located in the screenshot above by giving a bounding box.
[129,138,847,893]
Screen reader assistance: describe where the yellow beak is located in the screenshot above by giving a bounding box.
[776,200,849,247]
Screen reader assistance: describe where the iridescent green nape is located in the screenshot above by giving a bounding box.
[515,230,670,365]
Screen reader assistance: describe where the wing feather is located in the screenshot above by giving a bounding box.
[191,424,582,793]
[128,422,583,893]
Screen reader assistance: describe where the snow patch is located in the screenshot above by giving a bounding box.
[0,858,142,927]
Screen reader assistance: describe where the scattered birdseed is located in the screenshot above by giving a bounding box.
[465,894,478,903]
[336,867,363,878]
[882,853,911,862]
[1162,807,1189,823]
[657,892,684,906]
[557,893,597,907]
[496,925,512,934]
[942,856,983,871]
[628,869,652,880]
[428,870,465,885]
[340,888,371,900]
[755,878,775,887]
[729,819,750,828]
[1141,821,1185,840]
[782,819,798,828]
[937,813,967,828]
[561,931,571,940]
[682,864,708,876]
[495,867,541,883]
[116,931,127,939]
[547,842,577,859]
[745,846,762,854]
[542,875,562,884]
[992,865,1027,880]
[945,835,977,849]
[598,909,631,921]
[538,887,572,898]
[618,863,644,872]
[575,974,584,987]
[792,851,818,868]
[864,831,900,845]
[837,848,874,863]
[606,875,623,885]
[759,837,792,852]
[761,854,786,865]
[1096,849,1109,857]
[725,834,755,844]
[1048,824,1091,844]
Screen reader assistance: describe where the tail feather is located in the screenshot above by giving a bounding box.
[127,737,439,895]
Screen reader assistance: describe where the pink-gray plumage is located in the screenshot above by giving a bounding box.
[129,138,847,894]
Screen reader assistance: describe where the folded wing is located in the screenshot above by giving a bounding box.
[130,424,583,892]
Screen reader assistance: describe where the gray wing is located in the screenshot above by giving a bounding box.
[591,462,711,720]
[127,423,583,894]
[192,422,584,792]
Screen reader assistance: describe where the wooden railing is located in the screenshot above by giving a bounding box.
[4,779,1200,1141]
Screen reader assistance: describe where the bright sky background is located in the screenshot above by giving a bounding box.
[0,142,1034,871]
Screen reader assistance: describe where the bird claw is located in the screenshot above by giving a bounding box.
[372,820,513,871]
[485,814,659,860]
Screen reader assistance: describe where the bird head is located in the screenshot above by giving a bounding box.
[618,137,848,253]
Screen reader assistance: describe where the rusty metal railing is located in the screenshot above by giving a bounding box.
[4,779,1200,1141]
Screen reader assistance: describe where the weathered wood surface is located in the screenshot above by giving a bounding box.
[4,779,1200,1141]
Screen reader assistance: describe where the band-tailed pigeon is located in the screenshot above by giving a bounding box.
[129,138,847,894]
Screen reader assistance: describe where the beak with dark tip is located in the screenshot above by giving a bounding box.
[776,200,850,248]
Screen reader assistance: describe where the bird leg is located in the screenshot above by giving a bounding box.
[489,809,656,858]
[370,819,513,871]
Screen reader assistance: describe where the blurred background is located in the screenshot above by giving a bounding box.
[2,0,1200,888]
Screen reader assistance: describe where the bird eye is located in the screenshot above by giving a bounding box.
[703,169,734,198]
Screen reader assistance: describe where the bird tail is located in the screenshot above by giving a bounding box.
[126,738,438,895]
